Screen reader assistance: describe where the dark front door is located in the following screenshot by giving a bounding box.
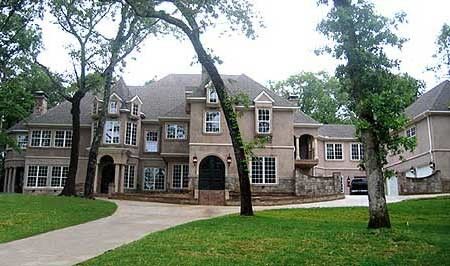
[14,167,24,193]
[199,156,225,190]
[101,164,115,194]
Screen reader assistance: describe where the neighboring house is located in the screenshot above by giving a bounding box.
[2,73,365,204]
[386,80,450,195]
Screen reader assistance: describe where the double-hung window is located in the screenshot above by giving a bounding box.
[166,124,186,140]
[145,131,158,152]
[124,165,135,189]
[406,126,416,138]
[51,166,68,187]
[104,121,120,144]
[207,86,218,103]
[31,130,51,147]
[109,101,118,113]
[54,130,72,147]
[251,156,276,184]
[131,103,139,116]
[326,143,343,160]
[257,109,271,134]
[125,122,137,145]
[17,135,28,149]
[172,164,189,189]
[205,111,220,133]
[143,168,165,190]
[27,165,48,187]
[351,143,364,161]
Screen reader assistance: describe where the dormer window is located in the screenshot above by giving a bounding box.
[131,103,139,116]
[109,101,118,113]
[257,108,271,134]
[207,86,218,104]
[92,101,98,114]
[406,126,416,138]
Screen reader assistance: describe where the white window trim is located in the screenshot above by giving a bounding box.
[350,143,364,161]
[206,85,218,104]
[203,111,221,134]
[103,121,120,144]
[145,131,159,152]
[30,130,52,147]
[249,156,278,185]
[108,101,118,114]
[124,165,136,189]
[131,103,139,116]
[406,126,416,138]
[143,167,166,191]
[26,165,49,188]
[125,122,138,146]
[54,130,72,148]
[17,134,28,149]
[165,124,187,140]
[325,142,344,161]
[172,164,189,189]
[50,166,68,188]
[256,108,272,134]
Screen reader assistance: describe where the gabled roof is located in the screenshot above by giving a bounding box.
[294,110,320,124]
[405,80,450,118]
[318,124,356,139]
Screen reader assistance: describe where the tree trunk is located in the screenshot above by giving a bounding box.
[60,96,82,196]
[84,69,114,199]
[361,129,391,228]
[186,33,253,215]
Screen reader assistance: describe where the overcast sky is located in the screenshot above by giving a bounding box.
[39,0,450,91]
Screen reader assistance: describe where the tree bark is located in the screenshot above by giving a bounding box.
[60,95,82,196]
[361,129,391,228]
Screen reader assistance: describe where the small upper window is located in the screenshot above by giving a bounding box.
[131,103,139,116]
[166,124,186,140]
[31,130,51,147]
[406,126,416,138]
[17,135,28,149]
[145,131,158,152]
[257,109,271,134]
[207,86,218,103]
[205,111,220,133]
[109,101,118,113]
[54,130,72,148]
[351,143,364,161]
[326,143,343,160]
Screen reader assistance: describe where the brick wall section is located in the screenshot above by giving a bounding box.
[295,170,343,197]
[398,171,445,195]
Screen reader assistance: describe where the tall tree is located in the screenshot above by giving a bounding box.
[431,23,450,78]
[318,0,420,228]
[270,71,352,124]
[39,0,111,196]
[124,0,262,216]
[84,3,159,199]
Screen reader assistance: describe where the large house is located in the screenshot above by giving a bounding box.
[386,80,450,195]
[3,73,366,204]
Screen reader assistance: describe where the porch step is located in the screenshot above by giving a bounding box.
[109,192,198,205]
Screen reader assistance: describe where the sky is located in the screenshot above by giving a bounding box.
[39,0,450,91]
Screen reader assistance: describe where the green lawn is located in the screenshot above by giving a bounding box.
[0,194,117,243]
[82,197,450,266]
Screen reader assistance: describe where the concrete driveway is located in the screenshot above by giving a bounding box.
[0,194,447,266]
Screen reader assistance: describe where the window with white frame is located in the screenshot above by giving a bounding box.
[131,103,139,116]
[27,165,48,187]
[17,134,28,149]
[257,109,271,134]
[205,111,220,133]
[125,122,137,145]
[351,143,364,161]
[172,164,189,189]
[124,165,135,189]
[31,130,51,147]
[406,126,416,138]
[251,156,276,184]
[207,86,218,103]
[51,166,68,187]
[104,121,120,144]
[166,124,186,140]
[109,101,118,113]
[326,143,343,160]
[54,130,72,147]
[143,167,165,190]
[145,131,158,152]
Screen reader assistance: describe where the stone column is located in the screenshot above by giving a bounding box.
[11,167,17,192]
[295,136,300,160]
[3,168,9,192]
[7,168,12,192]
[93,164,99,193]
[314,138,319,160]
[119,165,124,193]
[114,164,120,193]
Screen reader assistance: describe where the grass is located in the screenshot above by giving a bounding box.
[82,197,450,266]
[0,194,117,243]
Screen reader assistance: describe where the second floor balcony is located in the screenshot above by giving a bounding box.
[294,134,319,168]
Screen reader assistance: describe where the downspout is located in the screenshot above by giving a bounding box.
[426,114,434,162]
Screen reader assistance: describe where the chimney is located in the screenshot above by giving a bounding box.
[33,91,48,115]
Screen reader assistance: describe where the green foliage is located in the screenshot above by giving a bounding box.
[269,71,352,124]
[82,197,450,265]
[431,23,450,78]
[318,0,422,166]
[243,136,270,159]
[0,194,116,243]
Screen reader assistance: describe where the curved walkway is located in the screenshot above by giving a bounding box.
[0,194,447,266]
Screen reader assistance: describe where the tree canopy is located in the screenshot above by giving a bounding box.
[432,23,450,78]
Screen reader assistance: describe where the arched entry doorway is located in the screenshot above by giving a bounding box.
[198,156,225,205]
[99,156,115,194]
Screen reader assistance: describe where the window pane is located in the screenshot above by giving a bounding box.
[257,109,270,133]
[251,157,264,184]
[146,131,158,152]
[176,126,185,139]
[27,166,38,187]
[182,165,189,188]
[167,125,176,139]
[335,144,343,159]
[205,111,220,133]
[173,165,182,188]
[264,157,276,184]
[55,131,65,147]
[37,166,48,187]
[326,144,334,160]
